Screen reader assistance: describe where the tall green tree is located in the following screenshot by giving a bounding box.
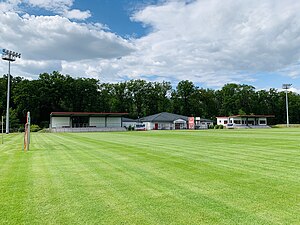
[172,80,198,116]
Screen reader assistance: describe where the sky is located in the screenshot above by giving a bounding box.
[0,0,300,92]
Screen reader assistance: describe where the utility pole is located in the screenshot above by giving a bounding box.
[2,49,21,134]
[282,84,292,127]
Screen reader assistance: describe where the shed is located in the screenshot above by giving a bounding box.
[50,112,128,132]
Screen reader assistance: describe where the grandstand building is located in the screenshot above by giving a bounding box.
[50,112,128,132]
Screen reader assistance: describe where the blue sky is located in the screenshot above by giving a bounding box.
[73,0,156,38]
[0,0,300,92]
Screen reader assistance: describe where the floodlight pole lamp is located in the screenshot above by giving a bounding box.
[2,49,21,134]
[282,83,292,128]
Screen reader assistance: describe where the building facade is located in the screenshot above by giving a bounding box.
[50,112,128,132]
[140,112,188,130]
[216,115,274,128]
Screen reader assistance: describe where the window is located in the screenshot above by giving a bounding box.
[234,120,241,124]
[260,120,266,125]
[224,120,228,124]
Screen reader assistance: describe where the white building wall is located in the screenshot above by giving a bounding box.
[143,122,176,130]
[217,117,228,126]
[144,122,154,130]
[51,117,70,128]
[217,116,268,127]
[158,122,173,130]
[107,117,122,127]
[89,117,106,128]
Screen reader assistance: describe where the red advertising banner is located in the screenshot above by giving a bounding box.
[188,117,195,129]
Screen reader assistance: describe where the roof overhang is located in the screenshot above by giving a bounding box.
[229,115,275,118]
[50,112,128,117]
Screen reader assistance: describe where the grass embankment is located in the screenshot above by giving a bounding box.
[272,124,300,128]
[0,129,299,224]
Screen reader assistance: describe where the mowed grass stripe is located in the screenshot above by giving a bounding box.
[29,133,150,224]
[32,133,163,224]
[70,130,299,182]
[0,129,299,224]
[50,133,270,224]
[55,130,298,223]
[48,132,296,223]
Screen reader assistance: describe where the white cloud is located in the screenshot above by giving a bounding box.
[0,11,135,77]
[289,87,300,94]
[2,0,300,89]
[0,0,90,21]
[118,0,300,86]
[17,59,62,77]
[0,12,135,61]
[278,87,300,94]
[0,0,20,12]
[25,0,73,12]
[63,9,91,20]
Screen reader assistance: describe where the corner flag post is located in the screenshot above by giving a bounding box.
[1,116,3,144]
[27,111,30,149]
[24,112,30,151]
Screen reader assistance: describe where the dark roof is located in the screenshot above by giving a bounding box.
[122,117,137,122]
[199,118,214,123]
[141,112,188,122]
[51,112,128,117]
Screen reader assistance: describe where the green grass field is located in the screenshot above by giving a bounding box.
[0,129,299,224]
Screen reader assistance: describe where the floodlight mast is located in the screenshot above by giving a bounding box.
[2,49,21,134]
[282,84,292,127]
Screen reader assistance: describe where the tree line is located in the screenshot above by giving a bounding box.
[0,71,299,130]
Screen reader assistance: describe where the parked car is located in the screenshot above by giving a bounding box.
[135,123,146,131]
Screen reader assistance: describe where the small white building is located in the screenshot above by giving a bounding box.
[50,112,128,132]
[216,115,274,128]
[216,117,230,126]
[141,112,188,130]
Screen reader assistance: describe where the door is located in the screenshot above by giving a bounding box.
[154,123,158,130]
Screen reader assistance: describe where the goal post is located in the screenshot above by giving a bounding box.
[23,111,30,151]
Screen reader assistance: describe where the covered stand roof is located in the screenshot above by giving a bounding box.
[229,114,275,118]
[50,112,128,117]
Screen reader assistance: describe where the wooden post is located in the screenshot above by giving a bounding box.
[1,116,3,144]
[23,112,30,151]
[27,112,30,151]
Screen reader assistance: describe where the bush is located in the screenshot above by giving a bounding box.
[30,124,41,132]
[127,125,135,131]
[209,124,214,129]
[38,128,50,133]
[214,124,224,129]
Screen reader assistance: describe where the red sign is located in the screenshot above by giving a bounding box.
[188,117,195,129]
